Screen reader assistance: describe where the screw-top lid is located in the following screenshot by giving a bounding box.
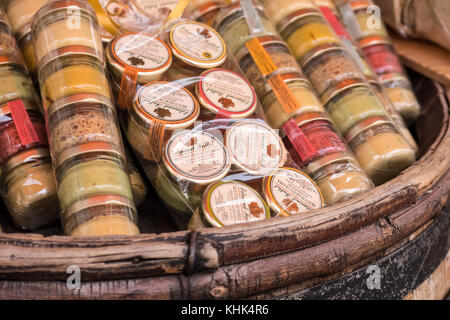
[344,116,393,143]
[3,147,50,173]
[47,93,114,119]
[37,45,105,70]
[278,7,322,38]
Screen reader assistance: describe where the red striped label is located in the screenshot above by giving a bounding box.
[283,118,316,163]
[8,99,40,146]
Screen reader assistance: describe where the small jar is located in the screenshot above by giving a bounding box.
[261,0,317,27]
[106,32,173,98]
[63,194,139,237]
[279,9,341,62]
[16,28,37,75]
[4,0,49,34]
[262,167,324,217]
[32,0,104,69]
[47,94,123,163]
[0,99,48,163]
[235,35,303,97]
[1,148,59,230]
[361,38,403,76]
[225,119,287,176]
[261,74,325,129]
[304,152,374,204]
[55,142,132,212]
[302,46,365,98]
[127,81,200,163]
[346,117,416,185]
[324,82,389,135]
[155,130,231,216]
[214,2,278,55]
[349,1,388,40]
[39,51,112,110]
[195,68,257,120]
[0,19,26,67]
[188,180,271,230]
[0,64,40,105]
[379,74,421,125]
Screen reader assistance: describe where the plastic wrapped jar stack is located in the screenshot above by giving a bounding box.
[263,0,416,185]
[213,0,373,205]
[33,0,139,237]
[335,0,421,125]
[0,8,59,231]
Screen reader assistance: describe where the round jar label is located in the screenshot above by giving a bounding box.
[170,21,226,64]
[166,131,229,181]
[206,181,268,226]
[226,121,286,174]
[198,69,256,115]
[113,33,171,71]
[268,168,323,215]
[138,82,197,122]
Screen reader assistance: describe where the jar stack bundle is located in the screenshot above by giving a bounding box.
[32,0,139,237]
[334,0,421,125]
[212,0,373,205]
[0,8,59,230]
[104,16,325,230]
[262,0,416,185]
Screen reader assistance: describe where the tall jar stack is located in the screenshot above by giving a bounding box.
[210,0,373,205]
[0,8,59,230]
[32,0,139,237]
[334,0,421,125]
[261,0,416,185]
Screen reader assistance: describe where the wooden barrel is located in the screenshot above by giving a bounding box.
[0,41,448,300]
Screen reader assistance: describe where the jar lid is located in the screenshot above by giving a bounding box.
[378,72,409,85]
[278,7,322,37]
[63,194,136,221]
[349,0,372,11]
[234,35,286,63]
[344,116,393,143]
[56,141,125,168]
[163,130,231,184]
[202,180,271,228]
[263,167,324,217]
[3,147,50,174]
[195,68,257,119]
[225,119,287,175]
[0,55,27,70]
[47,93,114,118]
[304,151,357,176]
[358,35,391,48]
[322,78,368,106]
[300,42,343,68]
[263,72,312,95]
[107,33,172,83]
[168,20,227,69]
[16,22,32,42]
[133,81,200,130]
[0,99,40,117]
[38,45,105,70]
[289,111,333,128]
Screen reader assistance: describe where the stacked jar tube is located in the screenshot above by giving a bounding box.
[263,0,416,185]
[0,8,59,230]
[334,0,421,125]
[33,0,139,237]
[213,0,373,205]
[104,17,325,230]
[312,0,418,154]
[184,0,229,26]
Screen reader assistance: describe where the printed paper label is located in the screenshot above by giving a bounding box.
[8,99,40,146]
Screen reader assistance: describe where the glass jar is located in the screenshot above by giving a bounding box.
[17,30,37,75]
[39,52,112,110]
[188,180,271,230]
[235,35,304,97]
[361,39,403,76]
[155,130,231,216]
[261,0,317,27]
[62,194,139,237]
[324,82,389,135]
[262,167,324,217]
[55,143,132,212]
[379,74,421,125]
[185,0,228,26]
[261,74,325,129]
[349,1,388,40]
[0,64,40,105]
[225,119,288,176]
[47,94,123,163]
[0,18,26,67]
[32,0,104,69]
[127,81,200,163]
[279,9,341,62]
[1,148,59,230]
[4,0,49,34]
[0,99,48,163]
[347,117,416,185]
[195,68,257,119]
[214,2,278,55]
[302,46,365,98]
